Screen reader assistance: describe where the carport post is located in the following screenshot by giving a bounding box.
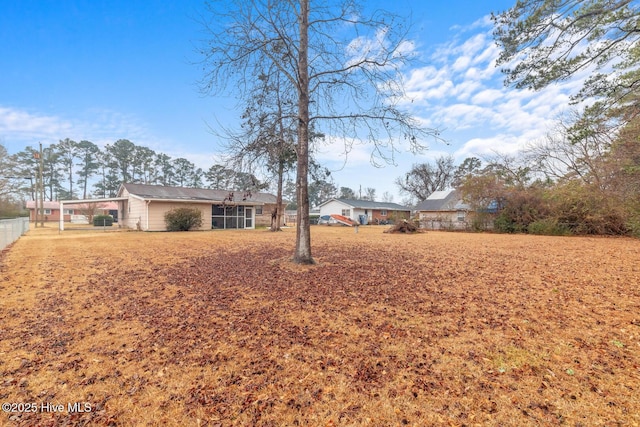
[59,201,64,231]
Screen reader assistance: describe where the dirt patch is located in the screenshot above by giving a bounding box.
[1,225,639,426]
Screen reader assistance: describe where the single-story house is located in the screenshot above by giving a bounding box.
[318,198,411,225]
[26,200,117,223]
[415,189,471,230]
[111,183,286,231]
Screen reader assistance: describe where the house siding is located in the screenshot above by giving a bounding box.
[30,209,65,222]
[372,209,410,223]
[320,200,411,224]
[319,200,354,220]
[125,194,148,230]
[127,200,262,231]
[254,202,287,227]
[419,210,472,230]
[115,183,284,231]
[147,202,210,231]
[27,201,113,223]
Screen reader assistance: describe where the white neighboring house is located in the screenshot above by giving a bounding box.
[318,198,411,225]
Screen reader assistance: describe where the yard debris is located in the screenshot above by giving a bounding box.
[384,219,422,234]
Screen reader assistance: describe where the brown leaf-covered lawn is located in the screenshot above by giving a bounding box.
[1,225,639,426]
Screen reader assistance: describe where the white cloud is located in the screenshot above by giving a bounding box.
[0,107,73,144]
[313,135,375,168]
[0,105,165,154]
[470,88,502,105]
[451,55,471,72]
[455,132,537,159]
[399,14,593,163]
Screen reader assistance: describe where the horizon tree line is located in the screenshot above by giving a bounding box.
[2,139,270,202]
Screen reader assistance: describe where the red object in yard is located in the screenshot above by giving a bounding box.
[330,214,357,226]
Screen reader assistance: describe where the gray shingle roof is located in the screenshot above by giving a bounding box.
[120,183,278,203]
[321,198,410,211]
[415,189,469,211]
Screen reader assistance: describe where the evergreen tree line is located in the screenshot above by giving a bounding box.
[1,136,387,213]
[2,138,270,202]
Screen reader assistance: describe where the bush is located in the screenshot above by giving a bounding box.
[527,219,571,236]
[493,189,549,233]
[164,207,203,231]
[93,215,113,226]
[471,213,493,231]
[493,213,517,233]
[550,184,628,235]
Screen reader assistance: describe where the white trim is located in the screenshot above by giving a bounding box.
[146,200,151,231]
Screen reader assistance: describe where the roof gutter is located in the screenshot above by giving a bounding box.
[133,197,265,205]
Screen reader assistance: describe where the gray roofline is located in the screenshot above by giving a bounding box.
[59,197,128,204]
[140,198,264,205]
[318,197,410,210]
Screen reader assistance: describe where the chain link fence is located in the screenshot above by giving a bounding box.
[0,217,30,251]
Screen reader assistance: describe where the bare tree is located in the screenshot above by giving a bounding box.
[219,64,298,231]
[199,0,439,263]
[363,187,376,201]
[483,152,533,189]
[381,191,394,203]
[395,155,455,201]
[526,110,612,189]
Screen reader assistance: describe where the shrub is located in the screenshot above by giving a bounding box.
[493,213,517,233]
[626,216,640,238]
[550,183,628,235]
[164,207,203,231]
[471,212,493,231]
[527,219,571,236]
[93,215,113,226]
[493,189,549,233]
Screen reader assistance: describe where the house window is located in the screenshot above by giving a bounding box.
[43,209,52,215]
[457,210,466,222]
[256,206,263,215]
[380,210,387,216]
[63,209,74,215]
[341,209,350,217]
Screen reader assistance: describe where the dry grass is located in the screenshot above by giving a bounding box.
[1,224,639,426]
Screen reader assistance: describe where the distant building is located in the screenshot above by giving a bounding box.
[414,189,471,230]
[115,183,285,231]
[318,198,411,225]
[25,200,117,223]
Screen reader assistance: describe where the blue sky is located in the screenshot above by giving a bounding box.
[0,0,585,203]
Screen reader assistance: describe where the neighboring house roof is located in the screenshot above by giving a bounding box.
[118,183,279,204]
[415,189,470,211]
[319,198,410,211]
[25,201,118,210]
[25,201,61,210]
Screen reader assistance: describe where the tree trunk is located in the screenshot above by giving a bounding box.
[68,167,73,199]
[271,159,284,232]
[293,0,313,264]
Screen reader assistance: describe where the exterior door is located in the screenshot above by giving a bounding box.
[245,208,253,229]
